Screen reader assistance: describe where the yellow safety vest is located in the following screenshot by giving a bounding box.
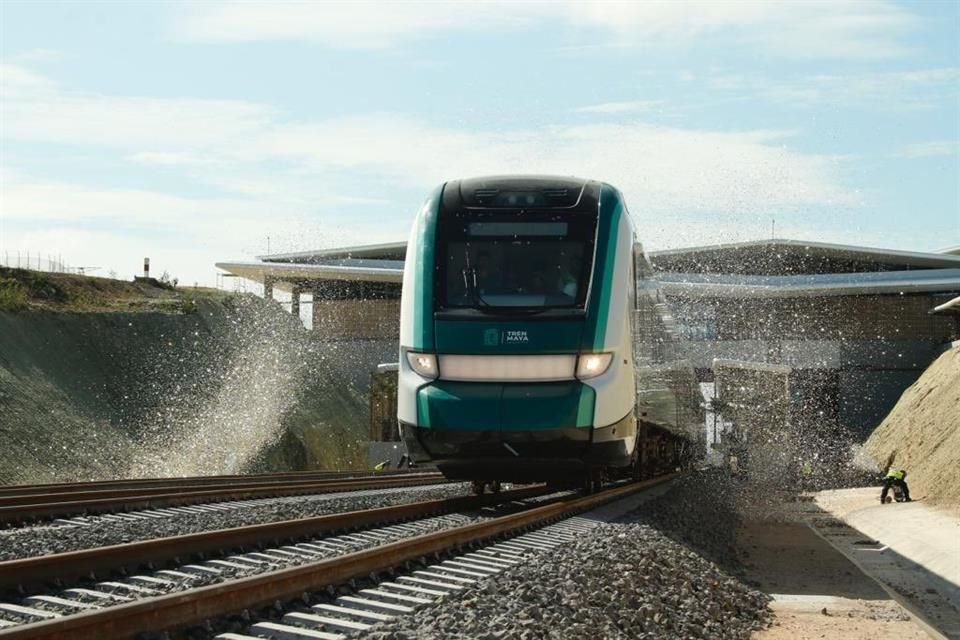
[886,469,905,480]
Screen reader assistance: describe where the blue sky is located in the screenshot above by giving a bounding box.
[1,1,958,286]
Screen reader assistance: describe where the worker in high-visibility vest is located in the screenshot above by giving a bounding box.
[881,468,912,504]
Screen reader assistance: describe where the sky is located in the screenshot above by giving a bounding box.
[1,0,958,287]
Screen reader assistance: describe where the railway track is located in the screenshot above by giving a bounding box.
[0,471,445,526]
[0,474,678,639]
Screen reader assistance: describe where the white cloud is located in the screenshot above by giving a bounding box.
[894,140,959,158]
[1,65,275,149]
[7,48,62,65]
[573,100,666,115]
[129,151,219,167]
[707,68,960,111]
[247,115,852,215]
[0,174,398,285]
[2,65,857,214]
[172,0,920,60]
[1,64,864,284]
[0,62,57,97]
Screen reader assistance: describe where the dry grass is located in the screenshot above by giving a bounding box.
[865,347,960,504]
[0,267,232,314]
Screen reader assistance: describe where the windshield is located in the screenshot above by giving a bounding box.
[438,214,596,311]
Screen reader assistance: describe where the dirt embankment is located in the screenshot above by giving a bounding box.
[0,272,368,484]
[864,346,960,504]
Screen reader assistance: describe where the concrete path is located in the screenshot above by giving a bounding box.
[811,488,960,639]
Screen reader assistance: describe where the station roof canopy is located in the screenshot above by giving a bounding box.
[257,242,408,263]
[648,239,960,275]
[216,238,960,298]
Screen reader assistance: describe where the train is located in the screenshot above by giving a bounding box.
[397,175,700,492]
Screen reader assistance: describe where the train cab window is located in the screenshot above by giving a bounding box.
[437,213,597,313]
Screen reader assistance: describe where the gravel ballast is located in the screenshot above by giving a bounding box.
[0,483,468,562]
[361,473,772,640]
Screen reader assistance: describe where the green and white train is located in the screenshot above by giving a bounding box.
[398,175,689,489]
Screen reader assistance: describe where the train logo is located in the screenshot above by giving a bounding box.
[503,330,529,344]
[483,328,499,346]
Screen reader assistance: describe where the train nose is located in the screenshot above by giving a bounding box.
[415,380,594,435]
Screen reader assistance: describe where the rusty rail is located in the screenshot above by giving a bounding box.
[0,485,548,593]
[0,470,406,499]
[0,472,445,526]
[0,474,678,640]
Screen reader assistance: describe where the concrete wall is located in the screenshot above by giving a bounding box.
[671,292,956,441]
[313,299,400,339]
[710,294,957,341]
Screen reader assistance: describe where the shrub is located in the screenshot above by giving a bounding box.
[0,277,28,312]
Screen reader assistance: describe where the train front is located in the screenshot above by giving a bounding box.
[398,175,637,483]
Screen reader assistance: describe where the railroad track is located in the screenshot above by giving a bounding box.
[0,471,445,526]
[0,474,678,639]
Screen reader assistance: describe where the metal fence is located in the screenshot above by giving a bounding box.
[0,250,111,276]
[1,250,74,274]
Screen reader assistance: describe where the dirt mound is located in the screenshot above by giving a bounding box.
[0,266,223,313]
[864,346,960,503]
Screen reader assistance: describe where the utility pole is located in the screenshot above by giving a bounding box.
[771,218,775,239]
[267,236,271,255]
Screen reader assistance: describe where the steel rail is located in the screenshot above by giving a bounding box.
[0,473,678,640]
[0,473,445,526]
[0,485,549,593]
[0,470,405,499]
[0,472,428,507]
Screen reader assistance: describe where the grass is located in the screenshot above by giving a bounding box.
[0,267,241,314]
[0,277,28,312]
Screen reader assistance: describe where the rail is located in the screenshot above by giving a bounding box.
[0,472,445,526]
[0,473,679,640]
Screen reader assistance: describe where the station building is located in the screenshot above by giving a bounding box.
[217,239,960,448]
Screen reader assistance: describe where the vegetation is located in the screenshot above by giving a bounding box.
[0,277,28,312]
[0,266,236,314]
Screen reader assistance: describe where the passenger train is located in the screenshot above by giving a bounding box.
[397,175,691,491]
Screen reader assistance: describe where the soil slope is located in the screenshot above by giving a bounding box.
[0,279,367,484]
[864,346,960,503]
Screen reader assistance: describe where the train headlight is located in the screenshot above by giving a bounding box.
[576,352,613,380]
[406,352,439,379]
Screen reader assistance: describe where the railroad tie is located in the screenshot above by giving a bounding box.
[335,595,415,614]
[0,602,61,620]
[63,588,132,603]
[460,554,516,568]
[310,603,394,622]
[23,595,100,611]
[128,575,177,587]
[378,581,448,598]
[357,588,433,605]
[96,581,162,596]
[413,569,476,584]
[281,611,373,633]
[248,621,346,640]
[396,575,464,591]
[180,564,222,576]
[206,559,258,571]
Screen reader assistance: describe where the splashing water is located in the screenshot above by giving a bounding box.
[125,295,353,478]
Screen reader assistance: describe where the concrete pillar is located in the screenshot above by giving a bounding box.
[263,277,275,301]
[290,285,301,317]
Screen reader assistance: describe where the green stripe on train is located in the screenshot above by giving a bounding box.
[583,185,623,350]
[412,186,442,350]
[576,384,596,427]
